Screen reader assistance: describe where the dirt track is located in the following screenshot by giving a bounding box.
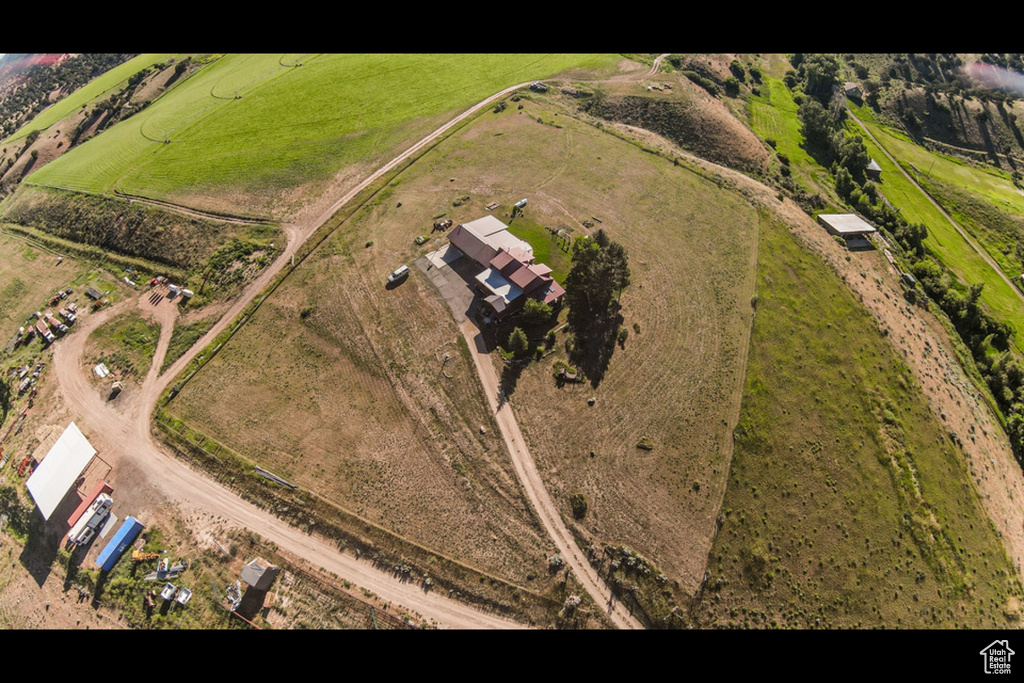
[49,80,555,630]
[459,320,644,629]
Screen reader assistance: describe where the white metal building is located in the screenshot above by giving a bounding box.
[26,422,97,520]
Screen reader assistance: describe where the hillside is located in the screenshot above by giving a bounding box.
[0,53,1022,631]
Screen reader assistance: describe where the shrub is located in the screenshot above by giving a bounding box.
[522,298,552,325]
[570,493,588,520]
[549,553,565,571]
[729,60,746,81]
[508,327,529,358]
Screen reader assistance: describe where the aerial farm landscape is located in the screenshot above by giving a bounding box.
[0,53,1023,641]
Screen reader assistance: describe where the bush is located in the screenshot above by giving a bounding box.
[729,60,746,81]
[522,298,553,325]
[508,327,529,358]
[570,493,588,520]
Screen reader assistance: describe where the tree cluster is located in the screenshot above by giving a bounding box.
[564,229,630,332]
[791,62,928,258]
[0,54,134,139]
[908,256,1024,460]
[564,229,630,385]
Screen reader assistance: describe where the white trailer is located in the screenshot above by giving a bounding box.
[68,493,113,546]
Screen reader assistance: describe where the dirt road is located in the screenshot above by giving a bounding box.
[48,80,557,630]
[847,107,1024,307]
[459,320,644,629]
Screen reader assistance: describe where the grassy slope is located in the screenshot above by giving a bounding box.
[165,149,555,589]
[491,100,759,601]
[696,211,1023,628]
[848,107,1024,345]
[1,54,175,145]
[27,54,617,218]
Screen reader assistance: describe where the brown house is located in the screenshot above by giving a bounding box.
[447,215,564,319]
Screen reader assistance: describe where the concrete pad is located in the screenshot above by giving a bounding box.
[426,243,462,270]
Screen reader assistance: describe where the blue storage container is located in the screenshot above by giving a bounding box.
[95,516,145,571]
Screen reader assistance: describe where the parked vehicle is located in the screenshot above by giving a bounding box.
[68,494,113,546]
[387,265,410,283]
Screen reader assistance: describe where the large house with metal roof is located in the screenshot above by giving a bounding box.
[447,216,565,319]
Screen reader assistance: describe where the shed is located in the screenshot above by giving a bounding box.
[241,557,280,591]
[817,213,878,238]
[85,286,103,300]
[866,158,882,181]
[26,422,97,520]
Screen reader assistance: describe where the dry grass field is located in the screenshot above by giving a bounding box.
[0,230,89,335]
[167,165,556,590]
[468,97,761,597]
[168,91,760,616]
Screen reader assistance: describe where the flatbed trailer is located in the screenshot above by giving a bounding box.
[67,480,113,528]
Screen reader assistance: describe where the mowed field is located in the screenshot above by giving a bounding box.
[167,88,760,601]
[1,54,175,145]
[164,117,569,585]
[484,100,759,595]
[695,213,1024,628]
[27,54,618,220]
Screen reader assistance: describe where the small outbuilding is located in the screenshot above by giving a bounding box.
[866,158,882,181]
[85,286,103,300]
[241,557,280,591]
[818,213,878,238]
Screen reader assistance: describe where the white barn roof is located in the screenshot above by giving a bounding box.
[447,216,533,268]
[26,422,97,520]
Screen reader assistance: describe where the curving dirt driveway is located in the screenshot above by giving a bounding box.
[51,62,668,630]
[459,321,644,629]
[50,81,552,630]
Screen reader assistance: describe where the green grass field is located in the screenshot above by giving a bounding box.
[749,77,813,169]
[1,54,176,145]
[86,311,159,380]
[695,210,1024,628]
[506,216,571,283]
[28,54,617,218]
[848,111,1024,344]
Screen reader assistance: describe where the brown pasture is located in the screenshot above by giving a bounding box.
[169,95,760,599]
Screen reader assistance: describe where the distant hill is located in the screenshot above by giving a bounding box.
[0,54,70,84]
[0,53,134,140]
[845,54,1024,175]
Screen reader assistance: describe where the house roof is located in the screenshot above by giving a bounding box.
[449,223,497,266]
[448,217,533,268]
[483,294,507,314]
[867,159,882,173]
[476,267,523,304]
[241,557,280,590]
[542,280,566,305]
